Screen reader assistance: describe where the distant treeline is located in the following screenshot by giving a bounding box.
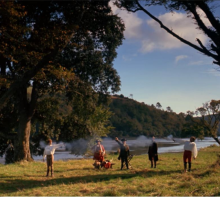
[108,95,186,138]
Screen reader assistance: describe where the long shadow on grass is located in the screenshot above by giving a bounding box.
[0,169,182,194]
[135,169,182,177]
[0,173,137,194]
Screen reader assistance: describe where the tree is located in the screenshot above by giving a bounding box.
[181,118,205,140]
[187,100,220,144]
[115,0,220,66]
[156,102,162,110]
[166,106,173,112]
[0,1,124,162]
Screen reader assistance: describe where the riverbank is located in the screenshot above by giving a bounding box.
[0,145,219,196]
[0,137,217,164]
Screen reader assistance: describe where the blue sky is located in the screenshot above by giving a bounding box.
[110,1,220,114]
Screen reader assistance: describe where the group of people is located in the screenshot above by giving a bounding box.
[42,136,198,177]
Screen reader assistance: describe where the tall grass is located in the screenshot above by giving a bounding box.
[0,145,219,196]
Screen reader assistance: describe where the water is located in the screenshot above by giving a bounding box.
[33,136,218,161]
[0,137,218,164]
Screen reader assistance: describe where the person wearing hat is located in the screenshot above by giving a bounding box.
[91,139,105,162]
[148,136,158,168]
[115,137,130,170]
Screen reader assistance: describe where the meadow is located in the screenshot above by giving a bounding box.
[0,145,220,197]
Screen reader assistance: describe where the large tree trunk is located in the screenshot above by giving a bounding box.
[14,111,33,161]
[14,82,38,162]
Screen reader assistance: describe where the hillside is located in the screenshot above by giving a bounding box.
[108,95,186,138]
[27,89,187,138]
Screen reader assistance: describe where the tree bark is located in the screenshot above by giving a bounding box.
[14,111,33,161]
[13,82,38,162]
[213,137,220,145]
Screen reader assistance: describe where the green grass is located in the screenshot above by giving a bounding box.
[0,145,220,196]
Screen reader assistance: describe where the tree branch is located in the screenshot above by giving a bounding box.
[134,0,219,62]
[197,1,220,35]
[196,38,209,52]
[213,137,220,145]
[184,2,219,48]
[0,7,86,111]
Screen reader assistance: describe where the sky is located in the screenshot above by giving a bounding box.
[109,1,220,114]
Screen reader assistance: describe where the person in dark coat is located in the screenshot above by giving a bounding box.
[115,137,130,170]
[148,136,158,168]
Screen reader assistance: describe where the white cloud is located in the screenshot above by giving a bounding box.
[109,1,143,39]
[175,55,188,63]
[110,2,210,53]
[188,60,212,66]
[122,55,131,61]
[141,11,209,53]
[206,68,220,77]
[122,53,138,61]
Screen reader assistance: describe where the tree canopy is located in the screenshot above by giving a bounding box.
[0,0,125,162]
[185,100,220,144]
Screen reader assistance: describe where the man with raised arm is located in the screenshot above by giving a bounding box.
[173,136,198,173]
[43,139,63,177]
[115,137,130,170]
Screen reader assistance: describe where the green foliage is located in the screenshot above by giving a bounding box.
[108,95,186,138]
[181,121,205,140]
[0,1,125,161]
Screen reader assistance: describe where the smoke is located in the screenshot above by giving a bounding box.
[39,140,47,148]
[65,138,89,156]
[39,135,162,156]
[39,136,101,156]
[167,135,173,140]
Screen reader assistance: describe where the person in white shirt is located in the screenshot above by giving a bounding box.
[173,136,198,172]
[91,139,106,162]
[43,139,63,177]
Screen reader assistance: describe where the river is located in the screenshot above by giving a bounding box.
[0,136,218,164]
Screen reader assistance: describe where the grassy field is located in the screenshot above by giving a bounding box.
[0,145,220,197]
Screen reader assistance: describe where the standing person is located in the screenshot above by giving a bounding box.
[148,136,158,168]
[173,136,198,172]
[43,139,63,177]
[115,137,130,170]
[91,139,105,162]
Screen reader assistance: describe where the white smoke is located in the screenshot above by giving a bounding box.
[39,140,47,148]
[39,135,159,157]
[64,138,89,155]
[167,135,173,140]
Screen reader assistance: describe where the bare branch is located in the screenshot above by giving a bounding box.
[197,1,220,35]
[134,0,219,62]
[196,38,209,52]
[184,2,219,47]
[0,8,86,111]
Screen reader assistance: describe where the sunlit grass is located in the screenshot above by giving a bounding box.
[0,145,220,196]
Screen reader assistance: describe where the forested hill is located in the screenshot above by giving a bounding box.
[108,95,186,138]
